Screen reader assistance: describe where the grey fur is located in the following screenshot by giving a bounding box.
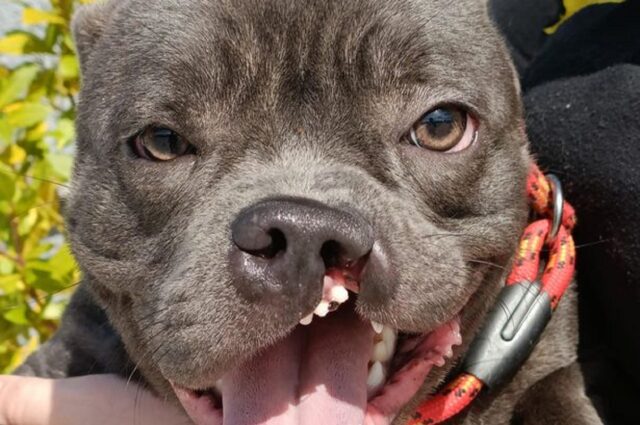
[17,0,601,423]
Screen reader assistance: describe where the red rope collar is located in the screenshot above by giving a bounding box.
[407,163,577,424]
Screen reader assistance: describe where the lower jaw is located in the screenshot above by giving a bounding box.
[171,312,462,425]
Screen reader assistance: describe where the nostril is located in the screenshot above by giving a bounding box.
[321,239,371,271]
[320,240,343,269]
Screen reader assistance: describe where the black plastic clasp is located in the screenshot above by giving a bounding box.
[462,281,552,390]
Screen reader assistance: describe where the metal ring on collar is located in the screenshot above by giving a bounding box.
[545,174,564,242]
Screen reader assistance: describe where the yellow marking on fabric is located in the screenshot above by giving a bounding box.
[546,0,626,34]
[532,235,543,253]
[518,239,530,259]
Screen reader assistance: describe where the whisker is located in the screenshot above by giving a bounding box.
[466,259,508,271]
[0,169,71,189]
[0,280,81,312]
[574,239,613,250]
[6,200,62,221]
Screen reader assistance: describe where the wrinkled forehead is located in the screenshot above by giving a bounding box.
[94,0,499,92]
[83,0,513,142]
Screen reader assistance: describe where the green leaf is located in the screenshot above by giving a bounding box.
[0,257,14,275]
[47,244,77,279]
[48,153,73,179]
[57,55,79,80]
[0,119,13,145]
[25,267,66,293]
[3,304,30,326]
[51,118,75,148]
[5,102,52,128]
[0,64,40,108]
[25,242,54,261]
[0,169,16,201]
[26,245,77,293]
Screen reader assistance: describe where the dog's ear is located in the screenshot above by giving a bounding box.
[72,1,117,74]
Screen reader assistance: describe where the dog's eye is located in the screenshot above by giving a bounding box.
[407,106,477,152]
[132,127,193,161]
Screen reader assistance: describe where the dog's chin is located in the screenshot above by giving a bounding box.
[167,271,463,425]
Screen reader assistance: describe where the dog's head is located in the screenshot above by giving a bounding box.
[67,0,528,423]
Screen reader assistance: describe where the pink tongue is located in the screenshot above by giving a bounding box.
[221,307,374,425]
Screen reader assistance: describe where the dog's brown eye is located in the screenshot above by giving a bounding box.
[132,127,193,161]
[407,106,477,153]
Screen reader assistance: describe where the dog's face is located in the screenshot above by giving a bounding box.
[68,0,528,423]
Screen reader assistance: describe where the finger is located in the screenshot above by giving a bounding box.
[1,375,191,425]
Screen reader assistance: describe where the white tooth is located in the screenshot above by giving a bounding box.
[434,356,446,367]
[314,301,330,317]
[444,347,453,358]
[299,313,313,326]
[330,285,349,304]
[382,326,397,355]
[371,321,384,334]
[367,361,387,397]
[371,340,391,362]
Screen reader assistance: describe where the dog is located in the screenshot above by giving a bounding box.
[16,0,602,423]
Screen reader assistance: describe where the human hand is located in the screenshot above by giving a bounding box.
[0,375,191,425]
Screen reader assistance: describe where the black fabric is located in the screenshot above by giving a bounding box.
[522,1,640,89]
[491,1,640,424]
[489,0,562,74]
[524,66,640,425]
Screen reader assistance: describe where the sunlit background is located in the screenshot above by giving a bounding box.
[0,0,90,373]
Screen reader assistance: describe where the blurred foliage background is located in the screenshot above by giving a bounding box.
[0,0,91,372]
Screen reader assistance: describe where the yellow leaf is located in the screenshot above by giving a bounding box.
[18,208,39,236]
[7,144,26,165]
[22,8,66,26]
[26,121,48,142]
[0,274,24,295]
[0,34,31,55]
[546,0,626,34]
[2,102,21,114]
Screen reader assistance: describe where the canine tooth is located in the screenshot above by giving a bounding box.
[300,313,313,326]
[444,347,453,358]
[382,326,397,355]
[371,321,384,334]
[314,301,330,317]
[371,340,392,362]
[330,285,349,304]
[435,357,446,367]
[367,361,387,397]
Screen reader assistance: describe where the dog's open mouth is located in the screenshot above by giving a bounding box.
[170,269,462,425]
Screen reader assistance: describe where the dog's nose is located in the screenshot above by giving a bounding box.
[229,197,374,311]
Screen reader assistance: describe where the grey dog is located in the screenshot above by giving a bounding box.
[17,0,603,424]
